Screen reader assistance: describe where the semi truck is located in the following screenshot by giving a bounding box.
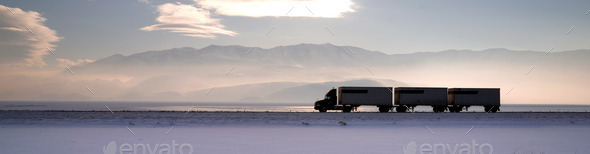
[314,86,500,113]
[314,87,393,112]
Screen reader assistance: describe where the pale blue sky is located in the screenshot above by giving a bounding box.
[2,0,589,62]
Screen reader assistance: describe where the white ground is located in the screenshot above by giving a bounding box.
[1,112,589,154]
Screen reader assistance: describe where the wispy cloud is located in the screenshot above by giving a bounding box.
[137,0,151,5]
[140,0,354,38]
[197,0,355,18]
[56,58,95,67]
[0,5,61,67]
[140,3,237,38]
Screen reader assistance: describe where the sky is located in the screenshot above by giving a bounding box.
[1,0,589,65]
[0,0,589,104]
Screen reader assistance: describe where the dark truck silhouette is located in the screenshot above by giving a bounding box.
[314,87,500,113]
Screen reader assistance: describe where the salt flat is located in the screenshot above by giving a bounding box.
[1,111,589,154]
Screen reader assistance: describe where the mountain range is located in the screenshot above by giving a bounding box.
[5,43,589,104]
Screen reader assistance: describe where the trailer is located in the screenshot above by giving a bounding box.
[394,87,448,112]
[314,87,393,112]
[447,88,500,112]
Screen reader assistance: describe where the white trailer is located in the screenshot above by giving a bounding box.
[394,87,448,112]
[338,87,393,106]
[314,87,393,112]
[447,88,500,112]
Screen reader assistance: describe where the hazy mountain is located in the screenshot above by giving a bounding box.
[4,43,588,104]
[75,43,388,74]
[76,44,590,73]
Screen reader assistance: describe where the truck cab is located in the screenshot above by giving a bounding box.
[314,88,337,112]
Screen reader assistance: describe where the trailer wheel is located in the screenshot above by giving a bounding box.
[378,106,390,113]
[396,106,407,112]
[490,106,499,113]
[449,107,461,113]
[433,106,446,113]
[343,106,352,113]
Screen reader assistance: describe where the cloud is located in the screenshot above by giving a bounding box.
[141,1,355,38]
[141,3,237,38]
[138,0,151,5]
[197,0,355,18]
[56,58,95,67]
[0,5,61,67]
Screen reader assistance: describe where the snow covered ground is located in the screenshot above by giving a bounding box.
[1,111,589,154]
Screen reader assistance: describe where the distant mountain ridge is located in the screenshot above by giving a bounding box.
[73,43,590,81]
[82,44,393,71]
[82,44,590,69]
[60,43,590,104]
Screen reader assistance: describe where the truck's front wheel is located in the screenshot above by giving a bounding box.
[319,108,327,112]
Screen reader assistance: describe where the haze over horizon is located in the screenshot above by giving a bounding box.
[1,0,589,105]
[0,43,588,104]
